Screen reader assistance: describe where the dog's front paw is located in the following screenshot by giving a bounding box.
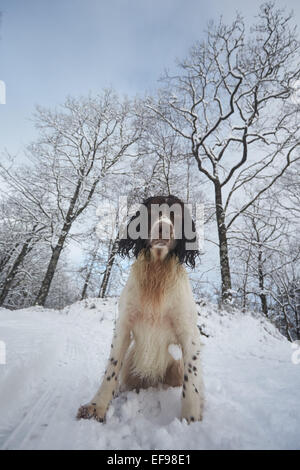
[76,401,107,422]
[181,398,203,424]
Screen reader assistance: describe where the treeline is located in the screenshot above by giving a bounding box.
[0,3,299,340]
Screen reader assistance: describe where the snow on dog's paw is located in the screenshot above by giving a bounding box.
[76,402,106,423]
[181,414,202,424]
[181,400,203,424]
[180,411,203,424]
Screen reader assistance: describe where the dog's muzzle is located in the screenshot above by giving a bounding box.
[149,217,175,260]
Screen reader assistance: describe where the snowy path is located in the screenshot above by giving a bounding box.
[0,299,299,450]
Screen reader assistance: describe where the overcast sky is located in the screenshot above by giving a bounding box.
[1,0,299,158]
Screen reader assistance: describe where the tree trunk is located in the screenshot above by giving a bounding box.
[0,236,33,306]
[282,306,293,342]
[293,288,300,340]
[81,266,93,301]
[0,243,19,275]
[258,248,268,316]
[35,223,70,306]
[98,236,119,298]
[295,315,300,340]
[81,247,99,300]
[35,179,83,306]
[214,181,232,303]
[241,244,252,309]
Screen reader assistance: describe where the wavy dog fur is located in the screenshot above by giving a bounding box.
[118,195,199,268]
[77,195,204,424]
[131,252,185,321]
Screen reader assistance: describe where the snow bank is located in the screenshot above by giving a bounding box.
[0,298,299,449]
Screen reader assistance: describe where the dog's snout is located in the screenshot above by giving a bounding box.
[150,217,174,245]
[158,220,173,239]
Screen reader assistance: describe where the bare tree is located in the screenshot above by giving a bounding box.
[0,194,75,309]
[0,185,49,306]
[146,2,300,303]
[98,235,120,298]
[269,251,300,341]
[80,238,101,300]
[273,159,300,220]
[229,184,300,340]
[21,91,141,306]
[230,196,290,315]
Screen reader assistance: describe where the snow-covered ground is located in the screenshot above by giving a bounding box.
[0,298,299,450]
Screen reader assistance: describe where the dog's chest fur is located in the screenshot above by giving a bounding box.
[124,254,187,380]
[130,319,177,379]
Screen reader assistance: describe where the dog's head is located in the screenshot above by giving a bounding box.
[118,195,199,268]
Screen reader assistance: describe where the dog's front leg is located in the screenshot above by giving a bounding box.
[179,327,204,423]
[77,318,131,422]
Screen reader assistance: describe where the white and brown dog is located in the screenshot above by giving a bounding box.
[77,195,204,424]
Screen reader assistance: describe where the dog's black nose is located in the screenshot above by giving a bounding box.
[151,217,174,240]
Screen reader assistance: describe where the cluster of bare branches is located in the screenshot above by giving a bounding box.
[0,91,141,306]
[0,3,299,337]
[230,189,300,339]
[146,2,300,303]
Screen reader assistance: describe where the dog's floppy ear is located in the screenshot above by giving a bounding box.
[117,208,148,259]
[173,205,199,269]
